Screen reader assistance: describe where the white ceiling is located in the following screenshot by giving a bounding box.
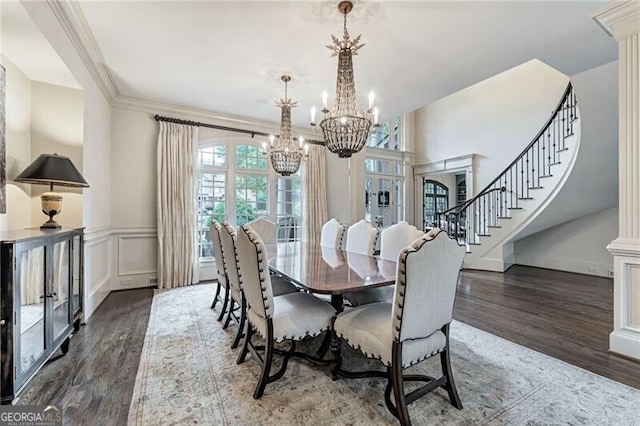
[2,1,617,128]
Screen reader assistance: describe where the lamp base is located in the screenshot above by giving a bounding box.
[40,191,63,230]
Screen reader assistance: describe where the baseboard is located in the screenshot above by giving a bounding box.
[463,257,506,272]
[609,330,640,361]
[84,276,111,323]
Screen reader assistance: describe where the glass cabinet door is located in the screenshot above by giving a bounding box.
[52,240,71,342]
[17,245,47,377]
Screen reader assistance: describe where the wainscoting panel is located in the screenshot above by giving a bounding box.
[114,228,158,290]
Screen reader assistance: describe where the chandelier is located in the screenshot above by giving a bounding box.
[264,75,308,176]
[310,1,379,158]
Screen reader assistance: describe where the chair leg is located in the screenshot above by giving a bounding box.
[211,280,222,309]
[236,321,252,365]
[217,284,229,321]
[391,342,411,426]
[440,348,463,409]
[253,321,274,399]
[231,297,246,349]
[223,298,235,329]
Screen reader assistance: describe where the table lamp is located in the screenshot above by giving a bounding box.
[14,153,89,229]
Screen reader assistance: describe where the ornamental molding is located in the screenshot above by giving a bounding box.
[591,1,640,39]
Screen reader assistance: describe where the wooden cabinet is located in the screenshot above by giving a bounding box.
[0,228,83,403]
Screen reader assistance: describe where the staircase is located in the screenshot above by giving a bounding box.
[437,82,581,271]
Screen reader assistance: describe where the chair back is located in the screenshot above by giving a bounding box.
[391,229,465,342]
[247,217,277,245]
[320,218,345,249]
[236,225,275,320]
[209,221,227,287]
[379,221,424,261]
[219,222,240,294]
[345,219,378,255]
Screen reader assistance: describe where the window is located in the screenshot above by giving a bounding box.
[365,158,404,229]
[366,116,402,150]
[196,139,302,262]
[276,174,301,241]
[423,179,449,230]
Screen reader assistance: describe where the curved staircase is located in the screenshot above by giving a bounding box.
[436,83,581,271]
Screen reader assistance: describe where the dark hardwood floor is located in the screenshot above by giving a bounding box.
[12,265,640,424]
[16,288,154,425]
[455,265,640,389]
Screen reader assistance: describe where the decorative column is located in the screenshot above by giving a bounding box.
[592,1,640,360]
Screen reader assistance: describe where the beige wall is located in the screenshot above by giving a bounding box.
[30,81,84,228]
[0,56,33,232]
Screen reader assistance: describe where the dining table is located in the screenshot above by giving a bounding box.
[267,241,397,312]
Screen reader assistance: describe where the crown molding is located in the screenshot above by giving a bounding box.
[112,94,319,140]
[591,1,640,40]
[47,0,120,102]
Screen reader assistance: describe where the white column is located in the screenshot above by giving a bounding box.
[592,1,640,360]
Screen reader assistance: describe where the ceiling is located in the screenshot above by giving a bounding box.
[3,1,617,128]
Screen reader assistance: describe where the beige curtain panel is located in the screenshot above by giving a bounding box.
[157,121,198,289]
[303,144,328,244]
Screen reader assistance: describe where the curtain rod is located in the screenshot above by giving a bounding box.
[153,114,325,146]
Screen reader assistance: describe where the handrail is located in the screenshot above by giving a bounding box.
[434,81,578,245]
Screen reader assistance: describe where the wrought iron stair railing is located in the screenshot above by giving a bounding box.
[435,82,577,246]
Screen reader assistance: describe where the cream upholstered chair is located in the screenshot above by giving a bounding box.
[379,221,425,261]
[348,222,426,306]
[220,222,298,348]
[235,225,336,399]
[320,218,346,249]
[345,219,378,255]
[209,221,230,322]
[334,229,466,425]
[247,217,277,244]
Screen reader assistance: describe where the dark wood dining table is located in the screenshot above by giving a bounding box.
[267,241,397,312]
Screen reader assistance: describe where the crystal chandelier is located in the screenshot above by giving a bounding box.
[310,1,379,158]
[263,75,308,176]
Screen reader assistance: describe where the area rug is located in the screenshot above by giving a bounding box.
[128,284,640,425]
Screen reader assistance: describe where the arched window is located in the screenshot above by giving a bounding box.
[423,179,448,230]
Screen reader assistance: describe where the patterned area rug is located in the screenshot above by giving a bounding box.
[128,284,640,425]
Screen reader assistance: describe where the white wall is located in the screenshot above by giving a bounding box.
[0,56,33,232]
[30,81,83,228]
[514,207,617,277]
[413,59,569,193]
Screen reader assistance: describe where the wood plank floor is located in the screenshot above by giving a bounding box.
[13,265,640,424]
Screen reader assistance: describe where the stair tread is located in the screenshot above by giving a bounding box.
[477,234,491,237]
[539,174,554,178]
[549,161,562,166]
[468,242,481,246]
[556,148,569,152]
[497,216,512,219]
[487,225,502,228]
[508,207,524,210]
[518,197,534,200]
[529,186,543,190]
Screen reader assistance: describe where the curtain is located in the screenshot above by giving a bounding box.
[303,144,328,244]
[157,121,198,289]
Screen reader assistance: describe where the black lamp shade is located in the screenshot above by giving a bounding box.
[15,153,89,188]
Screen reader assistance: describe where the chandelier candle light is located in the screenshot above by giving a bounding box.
[263,75,308,176]
[310,0,379,158]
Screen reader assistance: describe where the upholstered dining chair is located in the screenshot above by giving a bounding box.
[344,219,378,255]
[235,225,336,399]
[219,222,299,348]
[247,217,277,244]
[334,229,466,426]
[349,222,426,306]
[320,218,346,249]
[209,221,230,322]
